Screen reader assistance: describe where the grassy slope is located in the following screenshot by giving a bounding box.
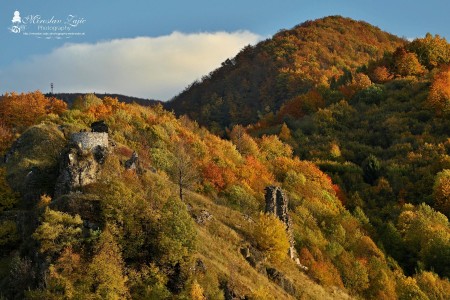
[187,191,352,299]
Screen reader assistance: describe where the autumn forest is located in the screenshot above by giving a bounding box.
[0,16,449,299]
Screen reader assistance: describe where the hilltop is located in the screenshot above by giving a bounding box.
[166,16,405,132]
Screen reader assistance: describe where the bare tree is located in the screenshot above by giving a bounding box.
[171,140,198,201]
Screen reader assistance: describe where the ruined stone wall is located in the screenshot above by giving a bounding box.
[70,132,108,151]
[55,132,108,197]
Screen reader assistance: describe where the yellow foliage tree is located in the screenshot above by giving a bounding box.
[396,276,428,300]
[230,125,259,157]
[88,228,130,299]
[433,169,450,216]
[279,123,291,141]
[190,280,206,300]
[407,33,450,69]
[415,271,450,300]
[252,213,290,264]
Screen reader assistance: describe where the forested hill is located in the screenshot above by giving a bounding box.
[166,16,405,132]
[47,93,162,107]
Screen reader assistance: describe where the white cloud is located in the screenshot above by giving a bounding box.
[0,31,261,100]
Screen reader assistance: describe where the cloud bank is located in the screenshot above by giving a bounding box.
[0,31,261,100]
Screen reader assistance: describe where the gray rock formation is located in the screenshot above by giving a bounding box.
[54,131,108,197]
[265,186,296,260]
[266,267,297,296]
[265,186,291,231]
[194,210,213,224]
[125,151,139,170]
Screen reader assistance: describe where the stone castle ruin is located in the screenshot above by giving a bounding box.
[70,120,109,151]
[54,122,109,197]
[70,132,108,152]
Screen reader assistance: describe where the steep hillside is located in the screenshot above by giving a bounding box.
[2,92,448,299]
[166,16,405,132]
[247,33,450,281]
[168,16,450,289]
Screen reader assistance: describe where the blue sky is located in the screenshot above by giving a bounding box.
[1,0,450,100]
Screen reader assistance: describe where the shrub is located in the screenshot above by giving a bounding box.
[222,184,258,213]
[32,208,83,256]
[0,220,19,253]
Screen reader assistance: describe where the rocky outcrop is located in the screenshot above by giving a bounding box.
[3,124,66,204]
[220,280,247,300]
[125,151,140,170]
[264,186,296,260]
[193,258,207,274]
[194,209,213,225]
[50,193,101,230]
[264,186,308,270]
[240,245,267,275]
[54,130,108,197]
[266,267,297,296]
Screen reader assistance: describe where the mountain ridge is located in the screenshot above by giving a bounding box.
[46,92,162,107]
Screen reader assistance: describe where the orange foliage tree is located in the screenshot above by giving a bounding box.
[202,162,226,190]
[277,90,324,120]
[86,96,127,119]
[392,48,425,77]
[0,91,67,131]
[240,156,275,194]
[339,73,372,99]
[427,65,450,115]
[86,104,113,119]
[370,66,393,83]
